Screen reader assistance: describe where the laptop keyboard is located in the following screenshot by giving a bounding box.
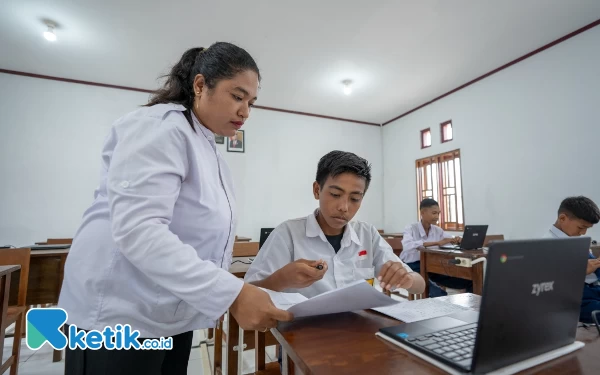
[405,323,477,365]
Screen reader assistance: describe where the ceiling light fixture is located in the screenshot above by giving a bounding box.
[44,24,57,41]
[342,79,353,95]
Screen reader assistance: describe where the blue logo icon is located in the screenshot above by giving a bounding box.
[397,333,409,339]
[26,308,172,350]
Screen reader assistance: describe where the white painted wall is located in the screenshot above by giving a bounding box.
[0,73,383,246]
[382,26,600,241]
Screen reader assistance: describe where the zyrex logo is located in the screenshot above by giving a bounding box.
[531,281,554,296]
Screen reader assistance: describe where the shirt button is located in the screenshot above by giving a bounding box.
[207,136,213,140]
[120,181,130,188]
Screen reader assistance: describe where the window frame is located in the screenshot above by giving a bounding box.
[440,120,453,143]
[420,128,432,149]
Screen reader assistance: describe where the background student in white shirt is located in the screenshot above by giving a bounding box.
[244,150,425,297]
[401,198,471,297]
[544,196,600,323]
[58,42,292,375]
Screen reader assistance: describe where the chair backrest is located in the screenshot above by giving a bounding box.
[377,229,384,234]
[259,228,275,249]
[232,242,260,257]
[47,238,73,244]
[384,237,403,256]
[484,234,505,246]
[0,247,31,306]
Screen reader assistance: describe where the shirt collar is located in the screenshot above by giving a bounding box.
[418,221,427,238]
[306,209,361,247]
[549,225,568,238]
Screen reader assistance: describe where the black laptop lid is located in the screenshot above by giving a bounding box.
[473,237,589,373]
[259,228,274,249]
[460,225,488,250]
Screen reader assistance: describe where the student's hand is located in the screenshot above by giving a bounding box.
[275,259,328,290]
[586,259,600,275]
[438,238,455,246]
[452,237,462,245]
[229,283,294,332]
[378,261,414,291]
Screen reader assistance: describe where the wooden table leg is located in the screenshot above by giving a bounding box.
[420,251,429,298]
[214,318,223,375]
[0,274,10,358]
[255,330,266,371]
[227,313,240,375]
[472,261,484,295]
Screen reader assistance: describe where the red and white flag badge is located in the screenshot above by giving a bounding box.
[358,250,367,260]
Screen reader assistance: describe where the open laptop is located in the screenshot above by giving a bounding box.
[259,228,274,249]
[440,225,488,250]
[378,237,590,374]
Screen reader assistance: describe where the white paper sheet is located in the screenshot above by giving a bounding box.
[261,280,398,318]
[373,298,472,323]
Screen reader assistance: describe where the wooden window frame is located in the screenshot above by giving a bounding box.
[420,128,431,149]
[440,120,453,143]
[415,149,465,231]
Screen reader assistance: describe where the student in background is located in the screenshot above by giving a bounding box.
[244,150,425,298]
[401,198,472,297]
[545,196,600,323]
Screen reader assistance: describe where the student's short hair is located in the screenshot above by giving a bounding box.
[558,196,600,224]
[315,151,371,191]
[420,198,439,210]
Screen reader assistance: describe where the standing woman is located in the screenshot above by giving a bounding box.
[58,42,292,374]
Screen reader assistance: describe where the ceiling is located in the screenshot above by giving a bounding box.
[1,1,600,124]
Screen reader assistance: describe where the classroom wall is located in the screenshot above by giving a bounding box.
[0,73,383,246]
[382,25,600,241]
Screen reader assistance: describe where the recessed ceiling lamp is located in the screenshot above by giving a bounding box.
[342,79,353,95]
[44,24,57,42]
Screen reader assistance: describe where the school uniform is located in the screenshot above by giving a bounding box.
[545,225,600,323]
[58,103,243,374]
[401,222,473,296]
[244,209,413,298]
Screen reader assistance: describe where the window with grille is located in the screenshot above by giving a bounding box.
[415,149,464,231]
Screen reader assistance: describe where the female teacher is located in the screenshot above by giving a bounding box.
[58,42,293,374]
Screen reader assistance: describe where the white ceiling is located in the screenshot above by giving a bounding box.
[2,1,600,124]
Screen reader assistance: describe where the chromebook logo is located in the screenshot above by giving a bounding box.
[500,254,508,263]
[26,308,172,350]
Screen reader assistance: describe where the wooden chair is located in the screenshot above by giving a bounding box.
[1,248,31,375]
[384,237,403,257]
[232,242,260,258]
[484,235,504,246]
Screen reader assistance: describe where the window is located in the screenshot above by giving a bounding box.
[415,149,464,231]
[441,120,453,143]
[421,128,431,149]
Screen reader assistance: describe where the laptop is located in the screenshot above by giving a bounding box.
[440,225,488,250]
[259,228,274,249]
[378,237,590,374]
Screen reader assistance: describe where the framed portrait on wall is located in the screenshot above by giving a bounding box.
[227,130,245,153]
[215,134,225,144]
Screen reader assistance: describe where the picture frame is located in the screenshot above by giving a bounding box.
[227,130,245,153]
[215,134,225,144]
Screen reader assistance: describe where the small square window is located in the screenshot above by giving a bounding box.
[421,128,431,149]
[441,121,453,143]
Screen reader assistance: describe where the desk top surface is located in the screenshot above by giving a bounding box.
[0,265,21,277]
[272,294,599,375]
[418,246,487,258]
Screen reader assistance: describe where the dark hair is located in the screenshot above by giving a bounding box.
[315,151,372,191]
[420,198,439,210]
[146,42,260,130]
[558,196,600,224]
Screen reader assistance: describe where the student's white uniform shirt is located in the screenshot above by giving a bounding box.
[244,210,412,298]
[545,225,599,284]
[400,222,453,264]
[58,103,243,338]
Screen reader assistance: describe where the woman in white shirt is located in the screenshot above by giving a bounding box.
[58,42,292,375]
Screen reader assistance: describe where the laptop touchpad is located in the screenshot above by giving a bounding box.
[421,316,470,331]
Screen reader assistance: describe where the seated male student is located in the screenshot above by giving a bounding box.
[545,196,600,323]
[400,198,473,297]
[244,150,426,299]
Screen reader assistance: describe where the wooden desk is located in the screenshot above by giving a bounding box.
[271,294,600,375]
[382,233,404,239]
[235,236,252,242]
[419,246,486,297]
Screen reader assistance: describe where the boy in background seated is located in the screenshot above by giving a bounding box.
[401,198,472,297]
[244,150,425,298]
[545,196,600,323]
